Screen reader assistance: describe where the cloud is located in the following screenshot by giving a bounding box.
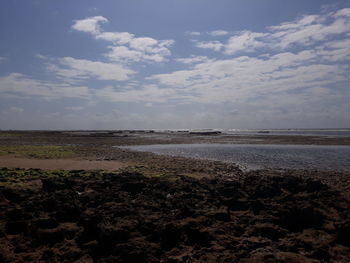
[194,41,224,51]
[48,57,135,81]
[2,7,350,129]
[106,39,174,63]
[191,8,350,56]
[9,106,24,113]
[224,31,266,55]
[334,8,350,18]
[96,32,134,44]
[94,84,182,103]
[64,106,84,111]
[0,73,91,100]
[72,16,174,63]
[175,56,210,64]
[71,16,108,34]
[149,36,350,106]
[186,31,201,36]
[268,13,350,49]
[0,57,7,62]
[208,30,229,36]
[267,9,350,50]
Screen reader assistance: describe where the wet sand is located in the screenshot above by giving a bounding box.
[0,157,129,171]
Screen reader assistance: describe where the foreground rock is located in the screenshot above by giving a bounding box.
[0,168,349,262]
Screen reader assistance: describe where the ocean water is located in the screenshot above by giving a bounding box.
[222,129,350,137]
[121,144,350,171]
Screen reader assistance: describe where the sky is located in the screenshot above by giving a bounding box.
[0,0,350,130]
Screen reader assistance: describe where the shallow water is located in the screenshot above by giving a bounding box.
[121,144,350,171]
[223,129,350,137]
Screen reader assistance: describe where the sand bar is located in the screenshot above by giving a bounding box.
[0,156,128,171]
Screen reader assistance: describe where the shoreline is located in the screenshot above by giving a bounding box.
[1,131,350,262]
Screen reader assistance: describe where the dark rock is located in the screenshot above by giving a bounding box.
[249,223,286,241]
[5,221,27,235]
[42,179,65,192]
[60,223,81,240]
[336,222,350,246]
[120,182,145,195]
[1,188,24,203]
[311,248,331,261]
[185,227,212,247]
[33,227,64,244]
[228,198,250,211]
[53,205,81,222]
[305,180,329,193]
[249,200,265,214]
[160,224,181,250]
[6,208,26,221]
[40,197,57,212]
[97,224,130,245]
[213,211,231,222]
[40,249,54,261]
[34,218,58,229]
[278,206,324,232]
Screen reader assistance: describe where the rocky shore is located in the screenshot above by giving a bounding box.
[0,131,350,262]
[0,168,350,262]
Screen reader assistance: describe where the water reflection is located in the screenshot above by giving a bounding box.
[121,144,350,171]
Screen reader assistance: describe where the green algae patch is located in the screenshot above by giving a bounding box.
[0,145,76,159]
[182,173,213,180]
[0,168,110,189]
[0,132,22,137]
[0,167,125,189]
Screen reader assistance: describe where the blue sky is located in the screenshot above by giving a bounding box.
[1,0,350,130]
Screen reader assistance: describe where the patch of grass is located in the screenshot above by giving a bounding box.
[119,165,180,181]
[0,168,104,188]
[0,145,76,159]
[182,173,212,179]
[0,132,22,137]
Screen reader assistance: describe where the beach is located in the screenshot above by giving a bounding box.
[1,130,350,262]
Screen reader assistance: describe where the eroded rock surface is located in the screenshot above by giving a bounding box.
[0,168,349,262]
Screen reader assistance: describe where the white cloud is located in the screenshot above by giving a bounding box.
[96,32,135,44]
[175,56,210,64]
[186,31,201,36]
[149,42,350,106]
[0,73,91,100]
[224,31,266,55]
[105,38,173,63]
[105,38,174,63]
[105,45,169,63]
[191,8,350,56]
[208,30,229,36]
[2,8,350,129]
[105,46,143,62]
[268,9,350,49]
[334,8,350,18]
[94,84,182,103]
[48,57,135,81]
[129,37,158,51]
[71,16,108,34]
[194,41,224,51]
[64,106,84,111]
[269,15,320,31]
[72,16,174,63]
[9,106,24,113]
[0,57,7,62]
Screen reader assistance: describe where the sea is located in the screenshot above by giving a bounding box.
[220,128,350,137]
[121,143,350,171]
[161,128,350,137]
